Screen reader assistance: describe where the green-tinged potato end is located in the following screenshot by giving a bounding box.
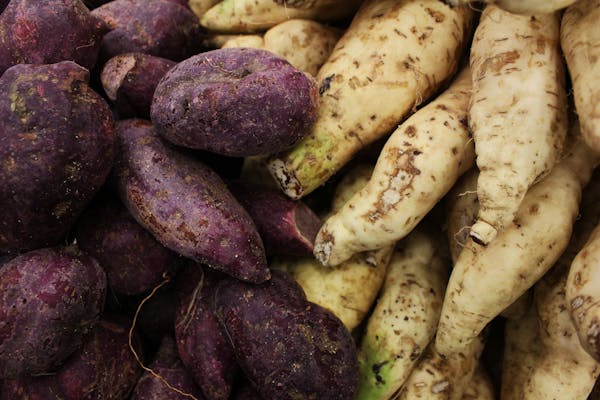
[356,338,397,400]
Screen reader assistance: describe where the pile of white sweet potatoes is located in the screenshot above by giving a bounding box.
[0,0,599,399]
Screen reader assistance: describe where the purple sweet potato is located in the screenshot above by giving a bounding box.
[213,270,359,400]
[151,48,319,157]
[229,181,322,256]
[75,195,178,296]
[0,247,107,378]
[1,314,143,399]
[131,336,204,400]
[91,0,203,62]
[101,53,176,118]
[0,0,107,75]
[114,119,270,283]
[0,61,115,254]
[175,266,237,400]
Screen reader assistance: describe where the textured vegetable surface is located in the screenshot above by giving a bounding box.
[114,119,269,283]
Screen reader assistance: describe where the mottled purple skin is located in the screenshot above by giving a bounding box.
[114,119,270,283]
[0,62,116,254]
[214,270,359,400]
[131,336,204,400]
[91,0,203,62]
[75,196,178,296]
[175,266,238,400]
[230,182,322,257]
[151,48,319,157]
[0,247,107,378]
[101,53,176,118]
[86,0,189,9]
[0,314,143,399]
[0,0,108,75]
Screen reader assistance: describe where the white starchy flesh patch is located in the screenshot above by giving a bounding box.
[101,55,136,101]
[268,158,302,199]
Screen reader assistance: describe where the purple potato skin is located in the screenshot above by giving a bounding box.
[75,196,178,296]
[229,182,322,257]
[114,119,270,283]
[0,247,107,379]
[131,336,204,400]
[0,314,143,400]
[0,0,108,75]
[175,266,237,400]
[0,62,116,254]
[213,270,359,400]
[85,0,189,9]
[91,0,203,62]
[101,53,176,118]
[151,48,319,157]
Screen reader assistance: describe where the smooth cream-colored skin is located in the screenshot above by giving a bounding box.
[561,0,600,154]
[567,224,600,362]
[436,138,600,356]
[271,164,392,331]
[356,229,449,400]
[222,19,341,76]
[460,366,495,400]
[501,305,542,400]
[313,68,475,266]
[189,0,221,19]
[200,0,361,33]
[468,6,567,245]
[523,263,600,399]
[396,337,485,400]
[448,0,577,14]
[267,0,473,199]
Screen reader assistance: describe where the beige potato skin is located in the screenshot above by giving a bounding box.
[501,304,543,400]
[436,138,599,355]
[271,164,392,331]
[356,228,449,400]
[460,366,495,400]
[523,263,600,400]
[447,0,577,14]
[313,68,475,266]
[222,19,341,76]
[267,0,473,199]
[445,168,479,264]
[189,0,222,19]
[200,0,361,33]
[396,336,485,400]
[468,5,567,245]
[561,0,600,154]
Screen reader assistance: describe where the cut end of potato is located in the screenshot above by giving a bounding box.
[267,158,304,200]
[101,54,137,102]
[469,220,497,246]
[313,238,333,267]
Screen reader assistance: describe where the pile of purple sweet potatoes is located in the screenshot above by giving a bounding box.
[0,0,355,399]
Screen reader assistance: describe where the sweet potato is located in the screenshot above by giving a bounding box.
[436,135,599,355]
[189,0,221,18]
[151,48,319,157]
[461,366,495,400]
[0,0,107,75]
[200,0,361,33]
[561,0,600,154]
[229,181,322,257]
[467,5,567,245]
[267,0,473,199]
[213,270,359,400]
[1,314,143,399]
[101,53,176,118]
[313,67,474,266]
[0,247,106,378]
[446,0,577,14]
[0,61,115,254]
[114,119,269,283]
[75,195,178,295]
[91,0,203,61]
[131,336,204,400]
[356,228,450,400]
[175,266,238,400]
[222,19,341,77]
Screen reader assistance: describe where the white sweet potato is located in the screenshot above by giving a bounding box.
[468,5,567,245]
[446,0,577,14]
[267,0,473,199]
[313,67,474,266]
[436,135,599,355]
[561,0,600,154]
[461,366,495,400]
